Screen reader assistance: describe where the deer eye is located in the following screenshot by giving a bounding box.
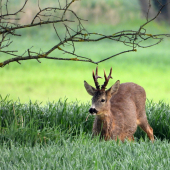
[101,99,105,102]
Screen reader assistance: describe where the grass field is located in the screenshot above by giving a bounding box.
[0,138,170,169]
[0,97,170,169]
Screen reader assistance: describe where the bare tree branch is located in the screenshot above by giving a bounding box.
[0,0,170,68]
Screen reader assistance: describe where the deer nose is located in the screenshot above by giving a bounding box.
[89,108,98,114]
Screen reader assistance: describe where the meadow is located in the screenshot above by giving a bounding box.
[1,0,170,169]
[0,97,170,169]
[1,23,170,104]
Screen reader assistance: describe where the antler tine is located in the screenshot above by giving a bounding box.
[92,66,102,90]
[104,69,107,80]
[95,66,98,76]
[108,67,113,79]
[101,67,113,90]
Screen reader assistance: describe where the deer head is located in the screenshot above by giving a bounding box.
[84,67,120,115]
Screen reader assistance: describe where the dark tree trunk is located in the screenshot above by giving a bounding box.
[167,3,170,23]
[139,0,156,19]
[139,0,170,22]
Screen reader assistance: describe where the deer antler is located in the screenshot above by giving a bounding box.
[101,67,113,90]
[93,66,102,90]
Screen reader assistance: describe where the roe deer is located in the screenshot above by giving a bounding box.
[84,67,154,142]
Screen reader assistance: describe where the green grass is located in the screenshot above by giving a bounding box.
[1,96,170,144]
[0,97,170,169]
[0,139,170,169]
[0,96,92,146]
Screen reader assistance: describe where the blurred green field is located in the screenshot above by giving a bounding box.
[0,0,170,104]
[1,31,170,104]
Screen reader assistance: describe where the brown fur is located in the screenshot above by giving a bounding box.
[84,81,154,142]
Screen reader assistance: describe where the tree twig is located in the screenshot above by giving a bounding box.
[0,0,169,68]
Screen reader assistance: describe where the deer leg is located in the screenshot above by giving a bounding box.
[137,118,154,142]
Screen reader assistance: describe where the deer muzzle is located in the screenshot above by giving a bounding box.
[89,108,98,115]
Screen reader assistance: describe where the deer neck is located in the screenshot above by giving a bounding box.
[96,106,112,127]
[96,101,112,120]
[95,111,113,140]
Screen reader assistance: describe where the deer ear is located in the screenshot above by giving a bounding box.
[84,81,96,96]
[106,80,120,96]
